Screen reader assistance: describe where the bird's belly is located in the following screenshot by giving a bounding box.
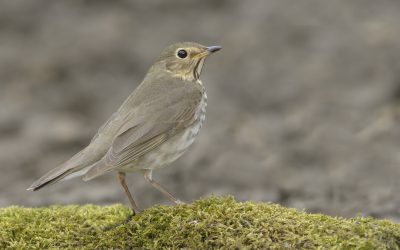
[141,121,203,170]
[120,92,207,172]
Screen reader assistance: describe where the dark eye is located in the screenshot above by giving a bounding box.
[177,49,187,59]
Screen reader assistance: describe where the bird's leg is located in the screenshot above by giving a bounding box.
[143,170,185,204]
[102,173,141,231]
[117,172,141,214]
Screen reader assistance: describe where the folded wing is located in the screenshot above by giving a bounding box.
[83,84,203,180]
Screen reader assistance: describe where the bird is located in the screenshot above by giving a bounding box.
[27,42,221,214]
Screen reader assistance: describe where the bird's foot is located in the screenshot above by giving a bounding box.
[102,209,140,231]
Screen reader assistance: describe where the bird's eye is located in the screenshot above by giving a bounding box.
[177,49,188,59]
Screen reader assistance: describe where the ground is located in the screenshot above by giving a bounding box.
[1,197,399,249]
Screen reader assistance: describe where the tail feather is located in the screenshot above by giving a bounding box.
[27,168,74,191]
[27,147,97,191]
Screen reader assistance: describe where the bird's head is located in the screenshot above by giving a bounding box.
[154,42,222,81]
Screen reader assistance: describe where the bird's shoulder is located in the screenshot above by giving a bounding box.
[91,71,204,143]
[123,70,204,111]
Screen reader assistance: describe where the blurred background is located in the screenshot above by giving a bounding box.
[1,0,400,221]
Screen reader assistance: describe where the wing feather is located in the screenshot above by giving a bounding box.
[110,101,199,168]
[83,83,203,180]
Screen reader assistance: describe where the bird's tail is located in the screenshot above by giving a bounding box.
[27,167,74,191]
[27,150,93,191]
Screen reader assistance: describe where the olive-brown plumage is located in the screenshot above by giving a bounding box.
[28,42,221,213]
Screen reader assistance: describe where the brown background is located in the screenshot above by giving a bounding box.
[1,0,400,221]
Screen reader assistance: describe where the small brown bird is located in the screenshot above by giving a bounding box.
[28,42,221,214]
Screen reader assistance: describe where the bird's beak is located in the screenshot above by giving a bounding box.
[207,45,222,53]
[194,45,222,59]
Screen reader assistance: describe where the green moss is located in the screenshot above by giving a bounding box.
[0,196,399,249]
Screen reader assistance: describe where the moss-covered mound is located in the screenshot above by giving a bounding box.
[1,196,399,249]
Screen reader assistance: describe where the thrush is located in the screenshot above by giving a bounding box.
[28,42,221,214]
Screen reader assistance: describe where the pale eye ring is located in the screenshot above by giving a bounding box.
[177,49,188,59]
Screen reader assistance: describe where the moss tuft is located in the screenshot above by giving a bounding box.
[1,196,399,249]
